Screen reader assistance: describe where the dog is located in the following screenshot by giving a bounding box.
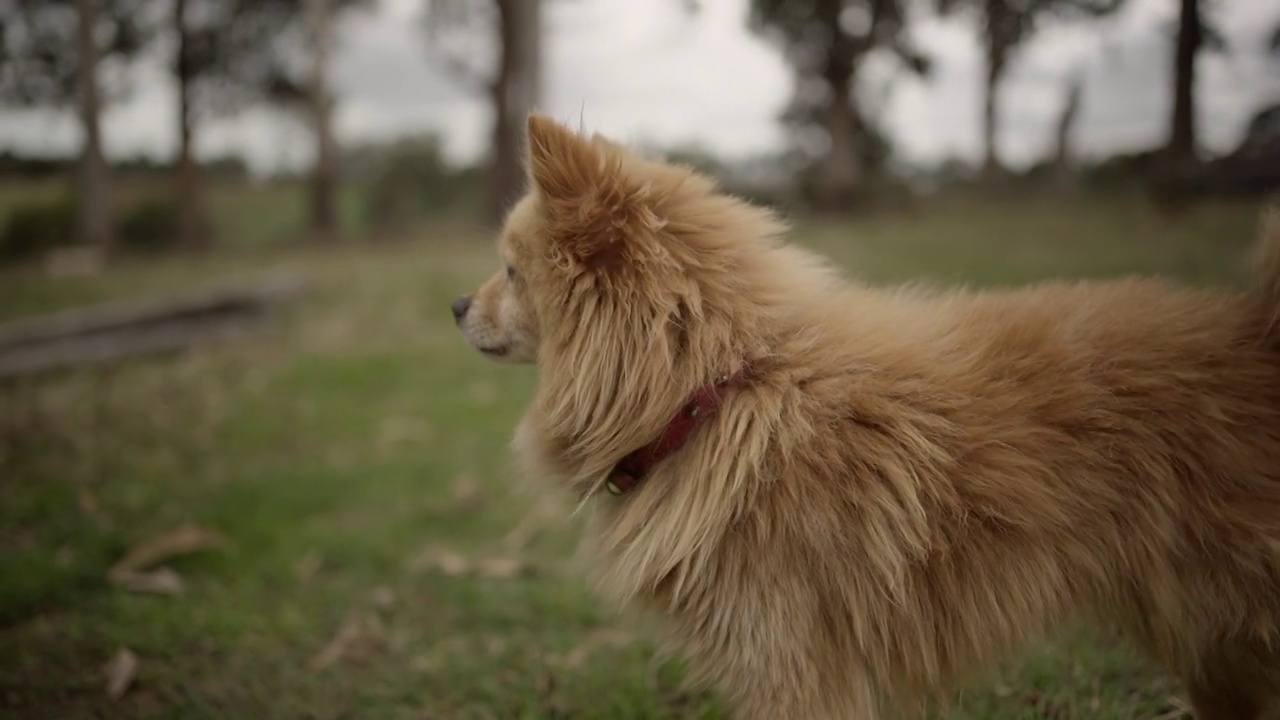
[453,114,1280,719]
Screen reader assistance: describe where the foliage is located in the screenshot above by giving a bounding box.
[118,195,181,252]
[0,0,149,107]
[0,193,76,262]
[357,135,483,233]
[934,0,1127,52]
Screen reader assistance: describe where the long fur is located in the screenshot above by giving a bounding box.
[458,115,1280,719]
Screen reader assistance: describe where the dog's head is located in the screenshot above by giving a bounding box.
[453,114,798,371]
[453,114,765,368]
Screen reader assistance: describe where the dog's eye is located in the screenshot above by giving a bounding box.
[506,266,516,281]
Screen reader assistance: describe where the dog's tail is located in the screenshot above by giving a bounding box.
[1249,205,1280,349]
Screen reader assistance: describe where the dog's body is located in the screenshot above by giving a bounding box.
[455,115,1280,719]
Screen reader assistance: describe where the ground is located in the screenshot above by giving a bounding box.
[0,192,1268,719]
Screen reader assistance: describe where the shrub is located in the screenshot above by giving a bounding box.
[118,196,180,252]
[0,194,76,263]
[358,135,481,233]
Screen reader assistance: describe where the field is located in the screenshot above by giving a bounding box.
[0,191,1270,719]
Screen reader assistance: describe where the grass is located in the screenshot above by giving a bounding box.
[0,193,1269,719]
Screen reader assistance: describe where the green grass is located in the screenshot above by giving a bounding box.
[0,194,1268,719]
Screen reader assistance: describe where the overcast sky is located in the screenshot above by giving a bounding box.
[2,0,1278,174]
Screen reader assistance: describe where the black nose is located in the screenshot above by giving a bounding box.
[451,296,472,323]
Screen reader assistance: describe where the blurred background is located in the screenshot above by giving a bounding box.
[1,1,1278,718]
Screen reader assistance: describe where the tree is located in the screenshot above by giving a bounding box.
[0,0,147,250]
[1165,0,1201,174]
[160,0,318,248]
[749,0,927,210]
[1154,0,1227,197]
[424,0,542,225]
[935,0,1123,178]
[303,0,338,242]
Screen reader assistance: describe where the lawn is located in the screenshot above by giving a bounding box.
[0,193,1269,719]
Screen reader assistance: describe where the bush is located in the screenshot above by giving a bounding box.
[0,195,76,263]
[118,196,180,252]
[358,135,482,233]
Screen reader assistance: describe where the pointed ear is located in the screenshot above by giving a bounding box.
[524,115,663,270]
[526,114,611,203]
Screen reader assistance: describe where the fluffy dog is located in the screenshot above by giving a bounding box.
[453,114,1280,719]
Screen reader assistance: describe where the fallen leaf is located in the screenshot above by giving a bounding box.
[370,585,396,608]
[451,474,481,508]
[309,611,385,670]
[407,547,529,579]
[432,549,471,576]
[293,549,324,583]
[112,567,185,596]
[77,488,99,515]
[376,415,434,453]
[476,557,524,579]
[104,647,138,700]
[485,636,507,656]
[109,524,227,580]
[502,497,562,552]
[309,613,363,670]
[469,381,497,406]
[563,629,634,669]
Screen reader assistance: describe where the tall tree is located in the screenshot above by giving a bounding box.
[304,0,338,242]
[0,0,146,250]
[749,0,926,210]
[425,0,542,224]
[76,0,113,250]
[160,0,319,249]
[1152,0,1228,198]
[173,0,207,248]
[936,0,1122,178]
[1164,0,1201,173]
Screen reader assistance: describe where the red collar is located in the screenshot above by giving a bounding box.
[605,373,739,496]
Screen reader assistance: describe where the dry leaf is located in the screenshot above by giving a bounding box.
[432,550,470,576]
[109,524,227,580]
[309,613,363,670]
[104,647,138,700]
[77,488,99,515]
[309,612,384,670]
[451,474,481,508]
[293,549,324,583]
[407,547,527,579]
[502,498,561,551]
[113,567,184,596]
[370,586,396,608]
[469,381,497,406]
[476,557,523,579]
[563,629,634,669]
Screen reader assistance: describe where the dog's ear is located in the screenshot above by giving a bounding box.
[526,115,607,204]
[525,115,663,270]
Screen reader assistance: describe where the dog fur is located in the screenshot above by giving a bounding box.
[454,114,1280,719]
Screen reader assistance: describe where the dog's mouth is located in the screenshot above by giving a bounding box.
[476,344,509,358]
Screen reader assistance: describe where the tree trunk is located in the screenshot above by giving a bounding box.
[488,0,541,225]
[981,0,1011,179]
[306,0,338,242]
[1166,0,1201,168]
[1051,71,1084,190]
[175,0,210,250]
[74,0,113,251]
[814,46,861,212]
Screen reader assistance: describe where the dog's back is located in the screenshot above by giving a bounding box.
[645,225,1280,720]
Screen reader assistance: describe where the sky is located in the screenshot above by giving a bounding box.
[1,0,1278,175]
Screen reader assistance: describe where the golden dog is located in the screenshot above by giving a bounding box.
[453,114,1280,719]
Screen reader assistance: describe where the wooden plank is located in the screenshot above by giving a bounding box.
[0,271,304,351]
[0,271,305,380]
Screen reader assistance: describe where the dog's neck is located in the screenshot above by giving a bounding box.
[604,370,745,496]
